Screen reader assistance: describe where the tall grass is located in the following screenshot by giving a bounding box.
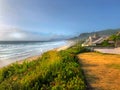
[0,45,88,90]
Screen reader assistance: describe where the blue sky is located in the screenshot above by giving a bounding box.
[0,0,120,40]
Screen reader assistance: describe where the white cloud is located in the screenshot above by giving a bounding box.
[0,25,69,41]
[0,26,47,41]
[0,27,27,41]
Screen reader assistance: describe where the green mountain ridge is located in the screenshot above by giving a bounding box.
[71,29,120,41]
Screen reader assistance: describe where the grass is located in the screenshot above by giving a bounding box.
[79,52,120,70]
[0,44,89,90]
[107,64,120,70]
[78,52,120,90]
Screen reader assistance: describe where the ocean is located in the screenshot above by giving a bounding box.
[0,40,68,67]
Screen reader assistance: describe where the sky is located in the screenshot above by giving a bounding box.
[0,0,120,41]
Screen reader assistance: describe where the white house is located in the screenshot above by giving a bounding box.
[82,34,108,46]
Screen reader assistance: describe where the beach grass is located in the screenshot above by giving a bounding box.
[0,44,88,90]
[107,64,120,70]
[78,52,120,89]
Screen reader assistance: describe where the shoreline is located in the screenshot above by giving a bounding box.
[0,41,75,68]
[18,41,74,64]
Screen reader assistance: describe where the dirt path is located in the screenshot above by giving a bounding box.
[78,52,120,90]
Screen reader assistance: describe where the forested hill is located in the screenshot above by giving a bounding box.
[70,29,120,40]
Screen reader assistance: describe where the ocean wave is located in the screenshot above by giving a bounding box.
[0,41,67,61]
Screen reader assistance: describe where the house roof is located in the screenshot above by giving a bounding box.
[92,37,106,44]
[82,35,108,46]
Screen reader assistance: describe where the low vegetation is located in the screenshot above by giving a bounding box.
[78,52,120,90]
[101,32,120,47]
[107,64,120,70]
[0,44,88,90]
[101,40,114,47]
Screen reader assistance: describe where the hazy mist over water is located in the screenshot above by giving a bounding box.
[0,41,67,67]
